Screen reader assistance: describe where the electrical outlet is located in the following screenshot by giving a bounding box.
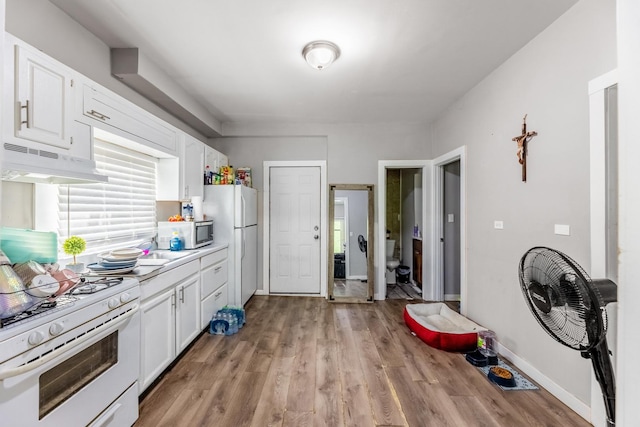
[494,221,504,229]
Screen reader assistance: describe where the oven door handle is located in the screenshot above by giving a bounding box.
[0,307,138,381]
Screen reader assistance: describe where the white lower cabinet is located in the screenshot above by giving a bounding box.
[139,260,201,394]
[175,274,201,353]
[200,249,229,329]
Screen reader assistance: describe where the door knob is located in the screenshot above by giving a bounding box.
[314,225,319,231]
[314,235,319,240]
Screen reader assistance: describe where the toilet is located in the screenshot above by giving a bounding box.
[386,240,400,284]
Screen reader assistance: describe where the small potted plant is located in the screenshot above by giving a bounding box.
[63,236,86,273]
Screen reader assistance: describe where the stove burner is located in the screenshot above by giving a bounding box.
[72,277,124,294]
[0,295,78,329]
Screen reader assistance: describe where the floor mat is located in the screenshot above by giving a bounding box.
[473,358,539,391]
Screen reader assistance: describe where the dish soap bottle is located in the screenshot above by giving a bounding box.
[169,231,182,251]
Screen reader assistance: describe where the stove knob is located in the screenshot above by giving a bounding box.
[108,298,120,309]
[28,331,45,346]
[49,322,64,336]
[120,292,131,303]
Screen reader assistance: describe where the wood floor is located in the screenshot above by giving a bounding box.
[136,296,589,427]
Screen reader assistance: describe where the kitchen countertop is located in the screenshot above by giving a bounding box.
[83,243,229,282]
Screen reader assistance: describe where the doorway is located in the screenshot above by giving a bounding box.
[263,161,327,296]
[377,160,431,301]
[432,147,466,313]
[443,160,461,303]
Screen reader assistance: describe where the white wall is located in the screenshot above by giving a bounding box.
[213,123,431,293]
[431,0,616,412]
[616,0,640,424]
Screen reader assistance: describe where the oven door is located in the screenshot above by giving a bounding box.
[0,309,140,427]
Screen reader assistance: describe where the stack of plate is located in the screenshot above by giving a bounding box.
[88,248,144,275]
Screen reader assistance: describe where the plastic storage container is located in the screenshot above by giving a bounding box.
[477,330,497,357]
[0,227,58,263]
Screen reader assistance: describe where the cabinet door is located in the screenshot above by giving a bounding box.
[140,288,175,393]
[175,274,201,354]
[182,135,204,200]
[82,84,178,155]
[14,44,73,149]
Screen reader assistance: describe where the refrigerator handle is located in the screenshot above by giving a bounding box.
[241,194,246,227]
[242,229,246,259]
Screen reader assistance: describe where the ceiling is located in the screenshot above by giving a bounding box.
[50,0,578,128]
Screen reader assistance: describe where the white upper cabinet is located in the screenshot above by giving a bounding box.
[81,83,178,156]
[182,134,204,200]
[3,35,76,152]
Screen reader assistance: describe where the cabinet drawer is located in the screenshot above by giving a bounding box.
[201,248,228,269]
[201,259,227,299]
[201,283,227,329]
[141,260,199,301]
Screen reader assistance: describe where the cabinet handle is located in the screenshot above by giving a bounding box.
[214,266,222,272]
[214,290,223,299]
[86,109,110,121]
[20,100,29,128]
[179,287,185,303]
[171,293,176,307]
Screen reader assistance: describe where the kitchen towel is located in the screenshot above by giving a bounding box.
[192,196,203,221]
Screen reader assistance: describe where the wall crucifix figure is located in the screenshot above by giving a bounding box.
[512,114,538,182]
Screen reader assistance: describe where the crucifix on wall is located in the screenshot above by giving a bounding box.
[512,114,538,182]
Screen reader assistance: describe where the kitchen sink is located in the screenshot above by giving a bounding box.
[141,251,191,260]
[137,250,192,266]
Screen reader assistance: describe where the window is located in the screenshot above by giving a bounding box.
[57,139,157,254]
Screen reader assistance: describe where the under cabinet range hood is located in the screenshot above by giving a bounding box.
[2,143,108,185]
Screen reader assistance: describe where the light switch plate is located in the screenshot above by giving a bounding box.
[448,214,455,223]
[494,221,504,229]
[554,224,570,236]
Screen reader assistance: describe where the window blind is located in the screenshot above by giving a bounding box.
[57,139,157,254]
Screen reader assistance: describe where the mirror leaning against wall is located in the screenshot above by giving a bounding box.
[328,184,374,303]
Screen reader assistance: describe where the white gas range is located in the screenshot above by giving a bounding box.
[0,276,140,427]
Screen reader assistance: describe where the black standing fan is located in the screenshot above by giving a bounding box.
[518,247,617,427]
[357,235,367,257]
[357,235,368,283]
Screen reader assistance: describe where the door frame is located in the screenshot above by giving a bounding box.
[588,69,618,427]
[432,146,467,313]
[377,160,431,300]
[262,160,328,297]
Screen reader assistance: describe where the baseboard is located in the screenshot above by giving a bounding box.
[254,290,269,296]
[347,275,367,280]
[497,343,591,422]
[444,293,460,300]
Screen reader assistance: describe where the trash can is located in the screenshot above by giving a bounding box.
[334,253,346,278]
[397,265,411,283]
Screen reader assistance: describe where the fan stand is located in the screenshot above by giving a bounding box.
[583,338,616,427]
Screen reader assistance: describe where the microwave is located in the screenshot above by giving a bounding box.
[157,220,213,249]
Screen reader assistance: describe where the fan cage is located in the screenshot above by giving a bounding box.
[518,247,608,351]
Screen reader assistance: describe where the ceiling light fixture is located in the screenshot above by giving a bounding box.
[302,40,341,70]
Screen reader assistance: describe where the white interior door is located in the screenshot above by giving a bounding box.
[269,166,321,294]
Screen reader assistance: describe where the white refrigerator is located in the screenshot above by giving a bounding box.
[202,185,258,307]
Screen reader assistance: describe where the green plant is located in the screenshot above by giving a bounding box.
[63,236,86,264]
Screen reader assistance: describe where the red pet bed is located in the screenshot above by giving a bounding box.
[404,303,484,352]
